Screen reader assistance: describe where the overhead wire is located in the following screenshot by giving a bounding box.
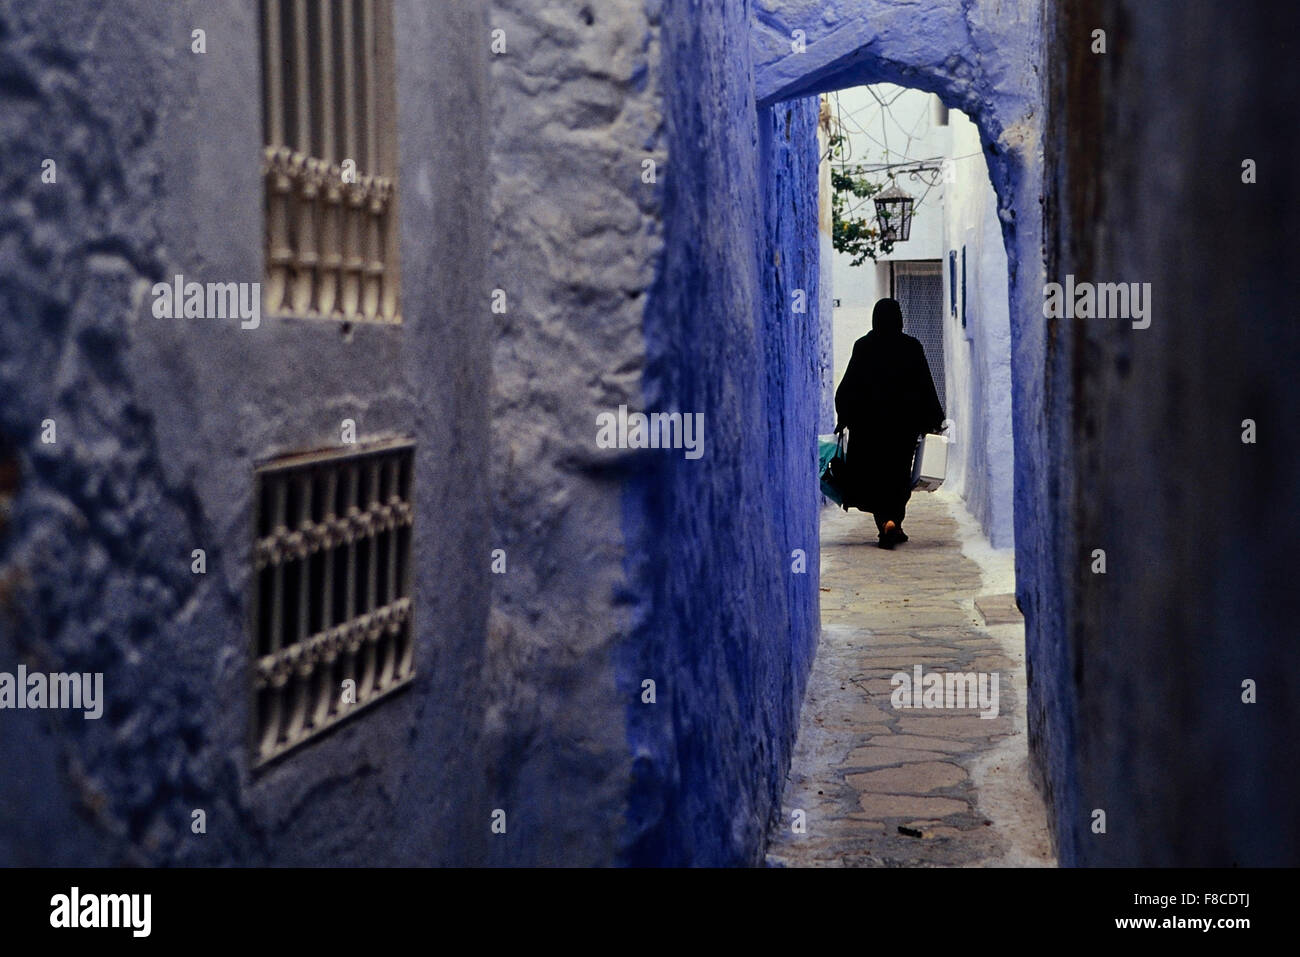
[827,83,989,221]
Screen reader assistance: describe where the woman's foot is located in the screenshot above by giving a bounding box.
[877,520,908,547]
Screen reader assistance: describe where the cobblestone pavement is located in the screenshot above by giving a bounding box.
[766,491,1055,867]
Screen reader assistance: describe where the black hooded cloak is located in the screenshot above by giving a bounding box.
[833,298,945,526]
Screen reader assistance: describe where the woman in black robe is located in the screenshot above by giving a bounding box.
[834,297,945,548]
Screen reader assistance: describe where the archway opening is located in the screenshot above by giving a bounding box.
[762,66,1049,865]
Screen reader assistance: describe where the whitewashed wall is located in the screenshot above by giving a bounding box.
[941,109,1015,547]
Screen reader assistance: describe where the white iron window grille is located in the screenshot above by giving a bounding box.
[251,439,415,765]
[260,0,401,323]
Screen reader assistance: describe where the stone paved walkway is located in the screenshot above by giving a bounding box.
[766,491,1054,867]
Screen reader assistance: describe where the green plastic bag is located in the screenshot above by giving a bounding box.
[819,432,848,506]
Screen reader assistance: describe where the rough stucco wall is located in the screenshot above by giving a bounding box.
[622,0,821,863]
[758,94,823,783]
[483,0,663,864]
[1045,0,1300,865]
[0,0,491,865]
[482,0,821,866]
[942,110,1015,548]
[817,112,835,433]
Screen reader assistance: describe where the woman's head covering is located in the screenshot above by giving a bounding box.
[872,297,904,334]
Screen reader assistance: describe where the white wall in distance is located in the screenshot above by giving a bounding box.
[941,108,1015,548]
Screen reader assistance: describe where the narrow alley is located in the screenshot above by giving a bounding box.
[2,0,1296,886]
[767,491,1052,866]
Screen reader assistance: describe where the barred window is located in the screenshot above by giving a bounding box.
[894,261,947,412]
[260,0,400,323]
[251,440,415,765]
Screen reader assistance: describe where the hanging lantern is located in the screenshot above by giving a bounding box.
[874,180,915,243]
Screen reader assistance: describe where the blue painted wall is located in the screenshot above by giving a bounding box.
[1041,0,1300,865]
[620,0,822,866]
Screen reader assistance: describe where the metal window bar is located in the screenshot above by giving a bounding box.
[948,250,958,319]
[251,439,415,766]
[260,0,400,323]
[961,245,968,330]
